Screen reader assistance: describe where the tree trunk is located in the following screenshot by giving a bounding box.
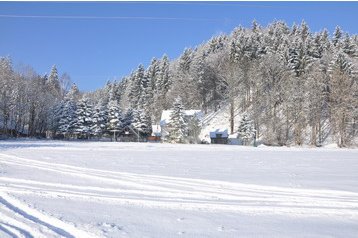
[311,124,317,146]
[230,99,235,134]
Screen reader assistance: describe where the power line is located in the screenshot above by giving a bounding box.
[0,14,221,22]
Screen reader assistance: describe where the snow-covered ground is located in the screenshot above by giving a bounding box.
[0,140,357,237]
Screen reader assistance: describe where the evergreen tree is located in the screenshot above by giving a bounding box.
[73,97,94,138]
[122,109,134,128]
[237,114,256,145]
[132,108,152,136]
[168,97,187,143]
[333,26,343,47]
[187,114,201,144]
[46,65,61,98]
[58,95,77,137]
[107,99,123,140]
[91,100,108,138]
[67,83,80,101]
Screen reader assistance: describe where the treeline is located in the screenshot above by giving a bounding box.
[0,63,72,137]
[0,21,357,146]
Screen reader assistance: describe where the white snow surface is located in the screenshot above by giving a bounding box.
[0,140,358,237]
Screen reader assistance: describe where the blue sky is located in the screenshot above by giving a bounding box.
[0,1,357,91]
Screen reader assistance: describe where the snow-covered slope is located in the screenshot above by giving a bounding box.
[0,140,358,237]
[200,104,241,143]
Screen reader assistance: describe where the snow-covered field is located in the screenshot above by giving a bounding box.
[0,140,357,237]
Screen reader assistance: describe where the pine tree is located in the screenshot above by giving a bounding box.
[132,108,152,136]
[138,70,152,111]
[333,26,343,47]
[128,65,145,109]
[187,114,201,144]
[58,95,77,137]
[168,97,187,143]
[179,48,193,73]
[147,58,160,94]
[122,109,134,128]
[46,65,61,98]
[67,83,80,101]
[107,99,123,141]
[342,33,357,57]
[237,114,256,145]
[152,55,171,121]
[91,100,108,138]
[73,97,94,138]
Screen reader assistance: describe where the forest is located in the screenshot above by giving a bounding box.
[0,21,357,147]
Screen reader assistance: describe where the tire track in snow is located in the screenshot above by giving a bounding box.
[1,153,358,217]
[0,222,34,238]
[0,223,18,238]
[1,177,358,211]
[0,196,74,238]
[0,192,99,238]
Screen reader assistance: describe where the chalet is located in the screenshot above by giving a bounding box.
[210,129,229,144]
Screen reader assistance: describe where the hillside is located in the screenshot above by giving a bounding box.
[1,20,357,146]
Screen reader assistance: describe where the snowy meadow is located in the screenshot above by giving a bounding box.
[0,140,357,237]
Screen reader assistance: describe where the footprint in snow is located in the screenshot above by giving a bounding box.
[101,222,123,231]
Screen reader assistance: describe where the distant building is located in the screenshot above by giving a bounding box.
[210,129,229,144]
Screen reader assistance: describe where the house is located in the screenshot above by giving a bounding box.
[160,110,203,142]
[210,129,229,144]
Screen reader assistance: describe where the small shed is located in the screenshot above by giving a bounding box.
[210,129,229,144]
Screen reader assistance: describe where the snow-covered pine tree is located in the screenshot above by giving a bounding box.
[179,48,193,73]
[128,65,145,109]
[237,114,256,146]
[122,108,134,128]
[187,114,201,144]
[152,54,171,121]
[333,26,343,47]
[73,97,94,139]
[139,70,153,112]
[67,83,80,101]
[168,97,187,143]
[58,95,77,138]
[46,65,61,99]
[107,99,123,141]
[131,108,152,136]
[91,100,108,138]
[159,54,171,94]
[147,58,160,94]
[49,102,64,134]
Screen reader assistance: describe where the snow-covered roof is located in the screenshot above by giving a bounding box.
[151,125,161,136]
[210,129,228,138]
[160,110,202,126]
